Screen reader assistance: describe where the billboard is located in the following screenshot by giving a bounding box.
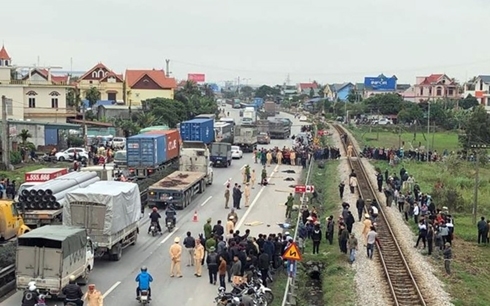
[188,73,205,83]
[364,76,396,91]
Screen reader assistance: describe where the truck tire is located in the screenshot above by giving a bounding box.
[78,267,90,286]
[131,230,138,246]
[110,244,123,261]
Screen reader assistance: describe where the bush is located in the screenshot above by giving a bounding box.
[10,151,21,165]
[0,243,15,267]
[431,187,466,212]
[68,135,84,147]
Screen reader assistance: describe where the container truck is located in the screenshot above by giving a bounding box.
[147,141,213,209]
[233,125,258,152]
[264,101,277,117]
[16,225,95,296]
[210,142,232,167]
[126,129,180,178]
[180,118,215,144]
[268,119,291,139]
[64,181,140,261]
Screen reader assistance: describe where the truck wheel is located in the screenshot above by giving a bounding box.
[111,244,123,261]
[131,230,138,246]
[78,267,90,286]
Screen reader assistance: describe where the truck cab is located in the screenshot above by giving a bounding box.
[210,142,232,167]
[180,141,214,185]
[0,201,30,241]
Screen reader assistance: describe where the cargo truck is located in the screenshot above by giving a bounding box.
[256,120,270,134]
[269,119,291,139]
[264,101,277,117]
[64,181,140,261]
[233,125,258,152]
[180,118,215,144]
[243,107,257,123]
[16,225,95,296]
[210,142,232,167]
[16,168,69,202]
[126,129,180,178]
[147,141,213,209]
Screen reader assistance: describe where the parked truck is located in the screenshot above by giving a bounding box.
[180,118,215,144]
[269,119,291,139]
[0,200,30,242]
[16,225,95,296]
[243,107,257,124]
[233,125,258,152]
[64,181,140,261]
[147,141,213,209]
[126,129,181,178]
[16,168,69,202]
[210,142,232,167]
[264,101,277,117]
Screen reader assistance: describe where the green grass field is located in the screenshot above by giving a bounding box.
[0,163,53,183]
[349,125,460,152]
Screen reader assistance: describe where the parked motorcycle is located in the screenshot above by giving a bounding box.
[138,290,150,304]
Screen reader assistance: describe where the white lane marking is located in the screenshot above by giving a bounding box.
[200,196,213,207]
[236,164,279,230]
[102,281,121,298]
[159,227,179,244]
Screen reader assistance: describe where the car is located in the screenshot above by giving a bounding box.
[375,118,393,125]
[55,147,89,162]
[111,137,126,149]
[299,115,308,122]
[257,132,271,144]
[231,146,243,159]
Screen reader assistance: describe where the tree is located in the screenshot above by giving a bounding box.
[459,94,479,110]
[309,88,315,98]
[66,88,81,108]
[362,93,403,114]
[397,103,424,124]
[460,105,490,147]
[17,129,32,145]
[347,89,363,103]
[85,87,101,108]
[255,85,280,98]
[240,86,254,98]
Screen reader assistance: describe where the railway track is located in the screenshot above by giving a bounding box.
[333,124,427,306]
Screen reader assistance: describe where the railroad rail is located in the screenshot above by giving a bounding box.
[333,124,427,306]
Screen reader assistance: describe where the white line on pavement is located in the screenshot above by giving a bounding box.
[102,281,121,298]
[200,196,213,206]
[159,227,179,244]
[236,164,279,230]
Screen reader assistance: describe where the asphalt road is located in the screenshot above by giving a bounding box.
[3,106,307,306]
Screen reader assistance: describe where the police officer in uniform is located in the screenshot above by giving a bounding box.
[21,284,39,306]
[62,275,84,305]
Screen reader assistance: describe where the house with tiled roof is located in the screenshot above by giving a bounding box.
[77,63,125,104]
[0,45,74,122]
[297,82,320,96]
[125,69,177,106]
[329,83,355,101]
[463,75,490,109]
[413,74,459,102]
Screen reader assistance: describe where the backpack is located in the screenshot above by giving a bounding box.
[184,236,195,248]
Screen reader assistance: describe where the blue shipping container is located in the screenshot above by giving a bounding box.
[126,134,167,168]
[179,118,214,144]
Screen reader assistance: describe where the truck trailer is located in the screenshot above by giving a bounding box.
[233,125,258,152]
[64,181,140,261]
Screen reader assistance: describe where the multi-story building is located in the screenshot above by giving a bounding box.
[77,63,124,103]
[125,69,177,106]
[413,74,459,102]
[0,45,73,122]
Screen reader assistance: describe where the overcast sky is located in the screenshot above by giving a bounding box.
[2,0,489,86]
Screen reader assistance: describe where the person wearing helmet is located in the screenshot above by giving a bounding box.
[148,207,162,234]
[21,284,39,306]
[62,275,83,306]
[165,204,177,227]
[135,266,153,300]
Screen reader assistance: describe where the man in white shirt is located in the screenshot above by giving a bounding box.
[413,203,420,224]
[371,206,379,222]
[366,226,377,259]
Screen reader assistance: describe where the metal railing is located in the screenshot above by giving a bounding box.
[280,154,315,306]
[0,264,16,298]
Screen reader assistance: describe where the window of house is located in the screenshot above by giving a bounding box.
[429,88,432,96]
[51,98,59,108]
[108,92,117,101]
[4,60,8,66]
[6,100,12,115]
[28,97,36,108]
[448,89,454,96]
[436,88,442,96]
[419,87,423,95]
[480,82,483,91]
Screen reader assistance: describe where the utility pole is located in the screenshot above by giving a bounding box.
[165,59,170,77]
[237,76,241,94]
[1,96,9,168]
[82,102,87,145]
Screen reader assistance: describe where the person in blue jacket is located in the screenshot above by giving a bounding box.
[135,266,153,300]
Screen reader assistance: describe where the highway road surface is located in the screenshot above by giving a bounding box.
[2,106,307,306]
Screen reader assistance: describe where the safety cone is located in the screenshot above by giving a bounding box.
[192,211,198,222]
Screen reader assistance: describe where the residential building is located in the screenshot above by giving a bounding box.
[125,69,177,106]
[77,63,124,103]
[413,74,459,102]
[401,86,417,102]
[297,82,319,96]
[96,105,142,120]
[0,45,73,122]
[463,75,490,109]
[322,84,335,101]
[329,83,355,101]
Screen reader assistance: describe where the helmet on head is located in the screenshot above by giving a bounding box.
[69,275,76,282]
[28,281,36,288]
[141,266,147,272]
[29,285,36,291]
[152,207,157,212]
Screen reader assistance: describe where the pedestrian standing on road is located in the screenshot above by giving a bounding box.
[311,223,322,254]
[366,226,377,259]
[230,255,242,282]
[376,173,383,192]
[347,233,358,264]
[194,239,205,277]
[356,197,365,222]
[169,237,183,277]
[204,218,213,239]
[250,170,256,189]
[339,225,349,254]
[244,183,251,207]
[338,181,345,199]
[443,242,452,275]
[206,246,219,285]
[285,193,294,219]
[276,150,283,165]
[257,250,270,287]
[213,220,224,237]
[325,216,334,245]
[415,220,427,249]
[218,256,227,290]
[345,211,355,234]
[477,216,487,244]
[266,151,272,166]
[83,284,103,306]
[233,185,243,209]
[413,203,420,224]
[228,209,238,225]
[290,151,296,166]
[183,232,196,266]
[226,216,235,235]
[362,214,372,246]
[224,185,230,209]
[349,175,357,194]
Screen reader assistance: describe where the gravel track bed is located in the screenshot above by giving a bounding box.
[335,124,453,306]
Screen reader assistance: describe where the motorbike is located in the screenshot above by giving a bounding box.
[166,218,175,232]
[214,287,242,305]
[149,222,160,236]
[138,290,150,304]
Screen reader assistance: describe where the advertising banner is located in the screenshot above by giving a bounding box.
[188,73,205,82]
[364,77,397,91]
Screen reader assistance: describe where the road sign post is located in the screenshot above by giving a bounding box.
[288,260,297,278]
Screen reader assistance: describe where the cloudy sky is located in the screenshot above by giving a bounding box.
[2,0,489,85]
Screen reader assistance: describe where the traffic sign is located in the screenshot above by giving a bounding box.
[305,185,315,193]
[294,185,306,193]
[282,242,302,261]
